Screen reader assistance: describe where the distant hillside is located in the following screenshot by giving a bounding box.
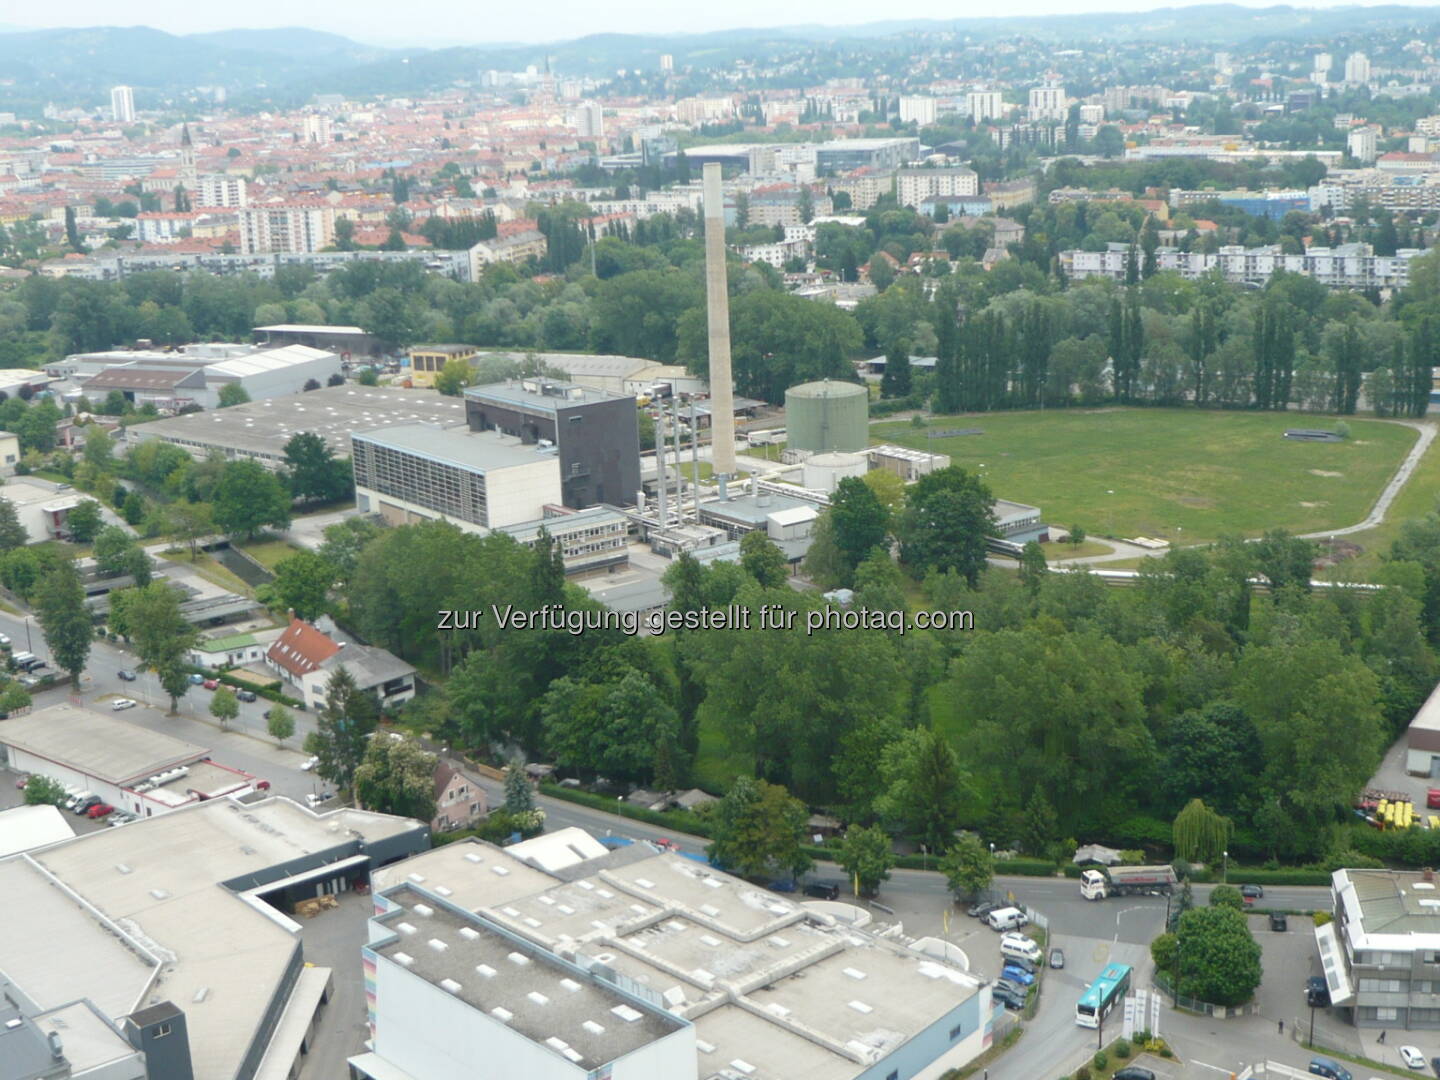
[0,24,392,103]
[4,6,1440,108]
[186,26,380,60]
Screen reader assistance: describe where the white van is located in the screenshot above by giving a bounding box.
[1000,933,1043,964]
[985,906,1029,932]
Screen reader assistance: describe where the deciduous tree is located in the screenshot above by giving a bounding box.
[354,735,438,822]
[34,562,90,685]
[706,776,812,880]
[838,824,895,897]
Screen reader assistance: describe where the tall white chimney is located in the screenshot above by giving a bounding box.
[702,163,737,495]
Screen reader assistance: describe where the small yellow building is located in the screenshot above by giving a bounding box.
[0,431,18,475]
[407,344,477,388]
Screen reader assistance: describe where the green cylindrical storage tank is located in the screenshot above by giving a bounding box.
[785,379,869,453]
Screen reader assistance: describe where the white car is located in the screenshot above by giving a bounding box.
[1400,1045,1426,1070]
[300,755,319,772]
[305,792,334,808]
[111,698,137,711]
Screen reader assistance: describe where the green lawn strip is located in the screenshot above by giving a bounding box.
[872,408,1414,546]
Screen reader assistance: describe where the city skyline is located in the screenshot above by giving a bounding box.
[0,0,1414,47]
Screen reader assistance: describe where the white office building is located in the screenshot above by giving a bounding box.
[899,95,938,126]
[110,85,135,123]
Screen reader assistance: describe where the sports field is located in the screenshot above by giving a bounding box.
[870,408,1419,544]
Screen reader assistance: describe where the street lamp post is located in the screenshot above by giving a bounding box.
[1308,1002,1316,1046]
[1222,850,1229,884]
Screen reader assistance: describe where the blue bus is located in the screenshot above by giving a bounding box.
[1076,962,1132,1028]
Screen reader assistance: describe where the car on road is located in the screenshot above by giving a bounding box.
[107,811,135,828]
[967,900,1000,919]
[1307,1056,1352,1080]
[117,670,136,681]
[300,755,319,771]
[1431,1057,1440,1078]
[1270,912,1288,932]
[0,633,11,648]
[13,775,25,790]
[1307,975,1331,1007]
[803,881,842,900]
[236,689,257,702]
[202,678,219,690]
[1049,947,1065,969]
[994,977,1027,998]
[652,837,678,851]
[73,795,101,816]
[1429,788,1440,810]
[1000,964,1034,985]
[1113,1069,1156,1080]
[111,698,136,711]
[305,792,334,808]
[86,803,114,819]
[1239,884,1265,902]
[1401,1046,1427,1070]
[188,673,204,685]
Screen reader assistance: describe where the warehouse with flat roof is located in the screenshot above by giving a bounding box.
[130,385,469,467]
[357,827,991,1080]
[0,795,429,1080]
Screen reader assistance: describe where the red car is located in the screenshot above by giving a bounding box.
[202,679,219,691]
[86,803,114,819]
[1428,789,1440,810]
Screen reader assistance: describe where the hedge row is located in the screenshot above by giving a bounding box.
[213,668,304,710]
[540,783,715,837]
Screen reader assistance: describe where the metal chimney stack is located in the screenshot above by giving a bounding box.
[702,163,737,495]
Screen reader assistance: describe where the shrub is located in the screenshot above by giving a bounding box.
[1313,911,1332,927]
[1093,1051,1108,1070]
[1160,1046,1173,1058]
[1114,1038,1131,1059]
[1074,1067,1091,1080]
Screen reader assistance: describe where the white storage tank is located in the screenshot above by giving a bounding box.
[802,451,869,493]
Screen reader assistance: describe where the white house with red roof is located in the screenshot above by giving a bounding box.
[265,614,416,712]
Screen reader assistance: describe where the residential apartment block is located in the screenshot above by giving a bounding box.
[895,167,979,209]
[238,201,335,254]
[1061,242,1419,290]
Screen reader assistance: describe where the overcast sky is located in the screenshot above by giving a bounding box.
[0,0,1389,46]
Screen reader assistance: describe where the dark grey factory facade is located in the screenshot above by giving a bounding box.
[463,379,641,509]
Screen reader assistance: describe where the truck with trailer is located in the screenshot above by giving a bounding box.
[1079,864,1178,900]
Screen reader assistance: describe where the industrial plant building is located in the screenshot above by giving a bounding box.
[352,828,992,1080]
[464,379,641,510]
[784,380,869,454]
[0,795,429,1080]
[352,422,563,531]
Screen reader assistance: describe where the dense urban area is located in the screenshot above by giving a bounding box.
[11,6,1440,1080]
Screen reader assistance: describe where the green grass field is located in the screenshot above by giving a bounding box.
[871,408,1418,545]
